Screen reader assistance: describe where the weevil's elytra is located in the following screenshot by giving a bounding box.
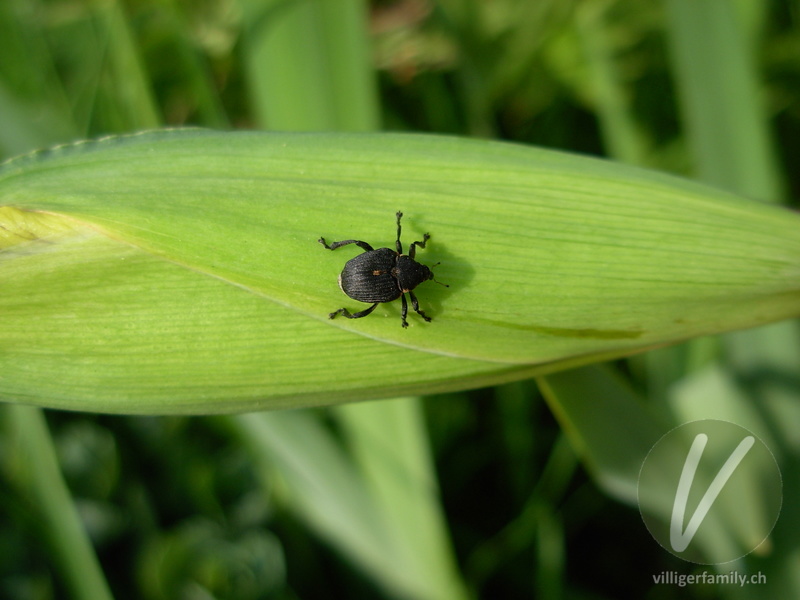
[318,211,447,328]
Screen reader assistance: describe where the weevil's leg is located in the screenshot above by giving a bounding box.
[319,238,374,252]
[408,291,432,322]
[329,303,379,320]
[407,233,430,259]
[400,293,409,328]
[395,211,404,254]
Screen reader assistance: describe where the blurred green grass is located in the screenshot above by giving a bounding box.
[1,1,800,599]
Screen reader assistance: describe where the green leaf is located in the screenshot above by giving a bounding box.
[235,400,469,600]
[1,129,798,413]
[538,365,666,504]
[664,0,781,201]
[3,405,114,600]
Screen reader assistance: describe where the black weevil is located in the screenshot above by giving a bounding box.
[319,211,446,328]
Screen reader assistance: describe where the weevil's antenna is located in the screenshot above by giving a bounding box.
[430,262,450,287]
